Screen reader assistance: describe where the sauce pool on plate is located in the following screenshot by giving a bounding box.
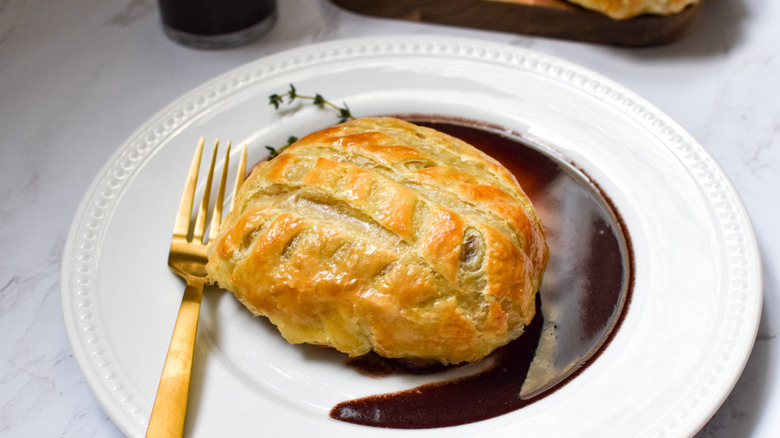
[329,119,634,429]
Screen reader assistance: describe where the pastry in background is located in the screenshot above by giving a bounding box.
[567,0,701,19]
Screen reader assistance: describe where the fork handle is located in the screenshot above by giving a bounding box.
[146,279,205,438]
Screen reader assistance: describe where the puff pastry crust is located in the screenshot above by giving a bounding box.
[567,0,700,19]
[206,117,548,364]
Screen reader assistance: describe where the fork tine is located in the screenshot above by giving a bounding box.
[231,144,247,211]
[207,142,232,242]
[192,140,219,243]
[172,138,205,239]
[151,139,242,438]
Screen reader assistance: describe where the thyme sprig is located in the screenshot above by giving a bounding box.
[265,136,298,159]
[265,84,355,159]
[269,84,354,123]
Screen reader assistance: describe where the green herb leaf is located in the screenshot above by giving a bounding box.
[265,145,279,158]
[266,85,354,160]
[338,103,353,123]
[287,84,297,102]
[267,85,355,122]
[269,93,282,109]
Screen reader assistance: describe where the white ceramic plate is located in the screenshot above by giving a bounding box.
[61,36,761,438]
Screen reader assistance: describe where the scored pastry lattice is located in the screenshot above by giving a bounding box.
[206,117,548,364]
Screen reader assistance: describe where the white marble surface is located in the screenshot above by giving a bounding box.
[0,0,777,436]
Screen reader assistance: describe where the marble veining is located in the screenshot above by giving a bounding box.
[108,0,155,27]
[1,0,778,436]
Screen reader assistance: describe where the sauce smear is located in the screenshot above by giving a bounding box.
[330,120,633,428]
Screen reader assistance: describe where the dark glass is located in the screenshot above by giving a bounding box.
[158,0,277,49]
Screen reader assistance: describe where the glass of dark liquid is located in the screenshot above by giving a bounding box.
[158,0,277,49]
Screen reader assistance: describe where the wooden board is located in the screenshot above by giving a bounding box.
[329,0,704,47]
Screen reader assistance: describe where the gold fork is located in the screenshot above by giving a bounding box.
[146,138,247,438]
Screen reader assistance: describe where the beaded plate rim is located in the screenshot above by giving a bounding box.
[61,35,761,437]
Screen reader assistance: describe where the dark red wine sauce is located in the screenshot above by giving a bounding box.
[329,120,634,429]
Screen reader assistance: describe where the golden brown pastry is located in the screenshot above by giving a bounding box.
[567,0,700,19]
[206,117,548,364]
